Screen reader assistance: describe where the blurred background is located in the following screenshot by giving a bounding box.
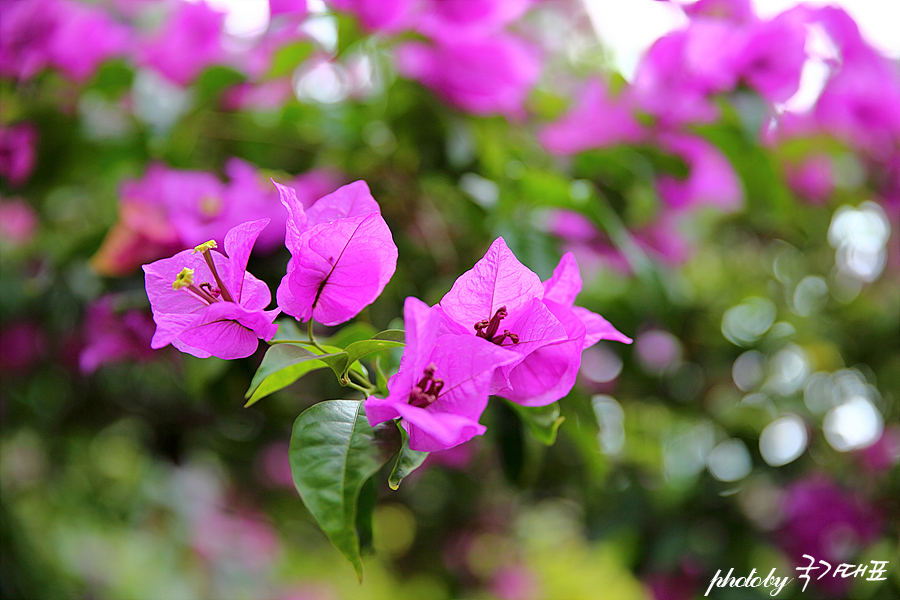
[1,0,897,598]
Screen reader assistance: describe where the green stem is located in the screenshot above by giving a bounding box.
[348,369,374,391]
[267,339,319,346]
[345,379,373,396]
[307,319,326,353]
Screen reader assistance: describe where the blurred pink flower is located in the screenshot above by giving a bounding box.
[0,0,60,81]
[856,426,900,474]
[140,0,227,86]
[414,0,532,39]
[656,134,743,212]
[777,475,883,596]
[0,197,38,247]
[0,123,38,187]
[731,12,807,103]
[395,33,541,118]
[79,295,157,374]
[0,0,129,83]
[539,79,645,155]
[47,0,131,82]
[490,564,542,600]
[786,155,834,204]
[0,321,46,375]
[192,507,281,571]
[256,441,296,489]
[327,0,416,34]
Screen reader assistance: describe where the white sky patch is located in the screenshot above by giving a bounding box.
[188,0,271,38]
[583,0,899,82]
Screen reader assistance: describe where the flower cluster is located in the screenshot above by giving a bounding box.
[142,179,397,360]
[330,0,542,117]
[94,159,339,276]
[365,237,631,451]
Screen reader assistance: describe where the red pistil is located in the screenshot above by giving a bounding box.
[474,306,520,346]
[409,364,443,408]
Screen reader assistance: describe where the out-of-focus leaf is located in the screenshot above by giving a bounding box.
[388,423,428,490]
[195,65,246,106]
[244,344,346,406]
[324,322,379,348]
[267,41,314,79]
[506,400,565,446]
[289,400,395,580]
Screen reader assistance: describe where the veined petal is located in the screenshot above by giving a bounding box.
[177,301,276,360]
[440,237,543,325]
[572,306,633,347]
[497,300,586,407]
[274,179,309,252]
[278,212,397,326]
[224,218,269,302]
[305,180,381,227]
[542,252,583,307]
[396,403,487,452]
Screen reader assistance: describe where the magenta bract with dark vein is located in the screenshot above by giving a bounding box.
[440,238,631,406]
[365,297,518,452]
[274,180,398,326]
[142,219,279,360]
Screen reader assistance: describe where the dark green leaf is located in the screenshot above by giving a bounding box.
[506,400,565,446]
[340,330,405,374]
[195,65,246,106]
[289,400,396,580]
[388,423,428,490]
[244,344,345,407]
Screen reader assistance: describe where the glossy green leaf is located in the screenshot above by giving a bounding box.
[388,423,428,490]
[289,400,396,580]
[506,400,565,446]
[244,344,345,407]
[341,330,405,373]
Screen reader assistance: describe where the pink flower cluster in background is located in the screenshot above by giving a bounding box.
[330,0,542,117]
[92,159,339,276]
[365,237,630,451]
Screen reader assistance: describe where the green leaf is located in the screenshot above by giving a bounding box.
[267,41,314,79]
[289,400,396,580]
[244,344,345,407]
[323,322,379,348]
[318,330,405,382]
[194,65,246,105]
[506,400,565,446]
[340,330,405,373]
[388,423,429,490]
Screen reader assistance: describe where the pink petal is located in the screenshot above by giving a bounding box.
[396,403,487,452]
[572,306,632,347]
[542,252,583,307]
[273,179,309,251]
[497,300,586,407]
[277,212,397,326]
[440,237,544,326]
[305,180,381,228]
[224,218,269,302]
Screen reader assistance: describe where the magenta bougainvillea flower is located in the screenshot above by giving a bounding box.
[140,0,227,86]
[395,33,540,118]
[365,297,519,452]
[539,79,645,155]
[92,161,339,276]
[275,180,397,326]
[0,197,38,248]
[439,237,631,407]
[79,295,157,374]
[0,0,129,83]
[656,134,744,212]
[327,0,416,34]
[143,220,279,359]
[0,122,37,187]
